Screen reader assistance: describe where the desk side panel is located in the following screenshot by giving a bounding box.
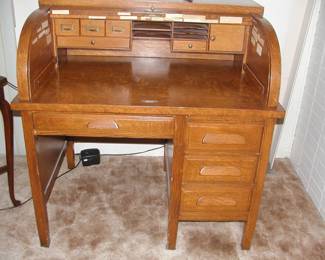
[244,16,281,108]
[17,9,57,102]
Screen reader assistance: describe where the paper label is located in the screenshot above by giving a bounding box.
[38,30,46,39]
[89,16,106,20]
[258,35,265,46]
[140,16,151,21]
[252,30,258,41]
[151,17,165,21]
[120,16,137,20]
[41,20,49,29]
[251,36,256,46]
[46,34,52,45]
[256,43,263,56]
[118,12,131,16]
[206,19,219,24]
[32,37,38,45]
[52,9,70,15]
[220,16,243,24]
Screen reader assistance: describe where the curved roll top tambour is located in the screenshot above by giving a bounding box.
[14,0,285,251]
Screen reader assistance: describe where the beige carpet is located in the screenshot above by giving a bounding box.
[0,156,324,259]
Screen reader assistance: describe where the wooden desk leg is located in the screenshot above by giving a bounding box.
[167,116,185,250]
[66,140,75,169]
[22,112,50,247]
[242,119,275,249]
[0,94,21,206]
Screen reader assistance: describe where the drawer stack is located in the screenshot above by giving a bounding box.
[55,18,131,50]
[52,17,246,54]
[179,119,264,221]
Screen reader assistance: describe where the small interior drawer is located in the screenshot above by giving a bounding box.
[55,18,79,36]
[183,155,258,183]
[80,19,105,36]
[33,113,174,139]
[172,40,207,52]
[57,36,131,50]
[106,20,131,38]
[186,122,263,153]
[180,183,252,213]
[209,24,245,52]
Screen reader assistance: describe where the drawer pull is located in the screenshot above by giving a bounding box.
[210,36,216,41]
[200,166,241,177]
[112,26,124,33]
[202,133,245,145]
[61,24,73,31]
[197,196,237,207]
[87,120,119,129]
[87,26,100,32]
[188,43,193,49]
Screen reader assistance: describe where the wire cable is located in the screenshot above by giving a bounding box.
[0,159,81,211]
[0,145,164,211]
[102,145,164,156]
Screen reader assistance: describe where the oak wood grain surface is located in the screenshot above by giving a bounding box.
[25,56,266,109]
[14,0,284,251]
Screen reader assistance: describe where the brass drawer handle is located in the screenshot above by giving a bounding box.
[61,24,73,31]
[112,26,124,33]
[87,26,100,32]
[188,43,193,49]
[87,120,119,129]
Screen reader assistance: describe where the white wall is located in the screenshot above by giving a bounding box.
[0,0,314,158]
[0,0,25,155]
[290,0,325,219]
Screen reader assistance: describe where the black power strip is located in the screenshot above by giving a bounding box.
[80,149,101,166]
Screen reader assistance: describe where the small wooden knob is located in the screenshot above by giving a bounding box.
[150,5,155,12]
[188,43,193,49]
[210,36,216,41]
[90,40,95,45]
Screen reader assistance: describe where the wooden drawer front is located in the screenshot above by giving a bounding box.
[183,155,258,183]
[173,40,207,52]
[106,20,131,38]
[181,184,252,213]
[187,123,263,153]
[80,19,105,36]
[55,19,79,36]
[33,113,174,138]
[57,36,131,50]
[209,25,245,52]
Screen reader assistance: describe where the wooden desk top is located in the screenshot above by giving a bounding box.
[12,56,283,118]
[38,56,262,108]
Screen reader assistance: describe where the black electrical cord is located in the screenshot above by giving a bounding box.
[0,145,164,211]
[102,145,164,156]
[0,159,82,212]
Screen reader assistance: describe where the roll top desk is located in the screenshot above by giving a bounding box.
[13,0,285,250]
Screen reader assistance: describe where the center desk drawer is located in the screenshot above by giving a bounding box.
[33,113,174,138]
[187,122,263,153]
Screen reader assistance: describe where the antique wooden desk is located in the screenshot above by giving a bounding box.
[13,0,285,250]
